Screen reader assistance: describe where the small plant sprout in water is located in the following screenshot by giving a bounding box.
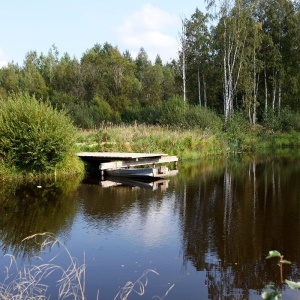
[261,250,300,299]
[265,250,291,283]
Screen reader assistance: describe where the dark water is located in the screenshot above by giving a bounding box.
[1,151,300,299]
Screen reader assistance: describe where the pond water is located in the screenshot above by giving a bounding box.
[1,151,300,299]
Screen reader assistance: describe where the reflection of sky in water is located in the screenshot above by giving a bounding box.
[121,196,179,248]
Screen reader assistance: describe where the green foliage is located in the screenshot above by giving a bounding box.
[122,105,161,124]
[158,96,222,131]
[159,95,185,126]
[261,285,282,300]
[263,107,300,132]
[263,109,283,131]
[68,99,121,129]
[266,250,291,264]
[0,92,77,173]
[224,111,250,153]
[262,250,298,299]
[184,105,223,132]
[285,279,300,290]
[279,107,300,132]
[265,250,282,259]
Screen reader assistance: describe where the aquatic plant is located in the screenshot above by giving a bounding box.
[261,250,300,299]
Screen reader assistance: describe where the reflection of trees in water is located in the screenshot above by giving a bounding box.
[0,176,81,258]
[179,155,300,298]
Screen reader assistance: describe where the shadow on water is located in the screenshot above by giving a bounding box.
[0,175,82,259]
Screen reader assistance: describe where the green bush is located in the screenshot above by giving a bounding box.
[68,97,121,129]
[224,111,250,152]
[280,107,300,132]
[263,107,300,132]
[122,105,161,124]
[185,105,223,132]
[262,109,281,131]
[159,96,222,131]
[0,92,77,173]
[159,95,185,127]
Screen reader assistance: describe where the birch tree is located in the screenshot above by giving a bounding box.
[178,17,188,105]
[208,0,249,121]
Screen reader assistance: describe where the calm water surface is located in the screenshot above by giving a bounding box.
[1,151,300,299]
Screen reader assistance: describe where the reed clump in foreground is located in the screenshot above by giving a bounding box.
[0,92,84,180]
[0,232,173,300]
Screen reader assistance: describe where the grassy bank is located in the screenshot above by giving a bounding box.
[75,124,300,160]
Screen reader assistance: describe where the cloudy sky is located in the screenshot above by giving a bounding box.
[0,0,207,67]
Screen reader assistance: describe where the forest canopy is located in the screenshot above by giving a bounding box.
[0,0,299,129]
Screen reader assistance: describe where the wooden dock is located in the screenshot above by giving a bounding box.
[77,152,178,176]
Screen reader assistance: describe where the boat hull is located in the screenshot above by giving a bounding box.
[105,166,169,178]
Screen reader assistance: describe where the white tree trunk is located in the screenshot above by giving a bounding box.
[278,80,282,116]
[223,15,245,121]
[198,68,201,106]
[203,74,207,107]
[264,65,268,113]
[180,18,187,105]
[272,76,276,112]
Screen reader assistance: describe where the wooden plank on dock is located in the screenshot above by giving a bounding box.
[77,152,168,162]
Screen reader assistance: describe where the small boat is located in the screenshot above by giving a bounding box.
[105,166,170,178]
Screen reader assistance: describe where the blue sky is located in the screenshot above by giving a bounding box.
[0,0,207,67]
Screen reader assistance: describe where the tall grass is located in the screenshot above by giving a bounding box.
[76,121,300,160]
[76,123,227,159]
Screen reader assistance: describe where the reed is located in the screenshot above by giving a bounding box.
[0,232,86,300]
[0,232,173,299]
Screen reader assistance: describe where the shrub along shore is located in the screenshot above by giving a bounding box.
[0,93,85,181]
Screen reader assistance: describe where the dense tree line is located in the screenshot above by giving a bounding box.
[0,0,299,129]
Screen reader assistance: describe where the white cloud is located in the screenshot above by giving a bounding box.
[117,3,180,62]
[0,48,8,68]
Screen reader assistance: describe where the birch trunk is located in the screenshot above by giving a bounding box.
[272,77,276,112]
[223,13,246,122]
[203,74,207,107]
[180,19,187,105]
[264,65,268,113]
[278,80,282,116]
[198,68,201,106]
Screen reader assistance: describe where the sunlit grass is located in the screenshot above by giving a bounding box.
[76,124,227,159]
[76,123,300,159]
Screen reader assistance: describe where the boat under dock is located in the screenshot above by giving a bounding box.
[77,152,178,178]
